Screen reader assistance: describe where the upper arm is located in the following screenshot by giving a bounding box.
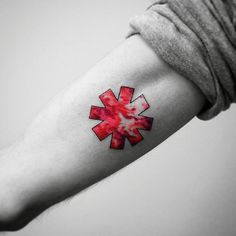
[0,34,205,231]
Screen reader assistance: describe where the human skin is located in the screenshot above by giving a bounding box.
[0,35,205,231]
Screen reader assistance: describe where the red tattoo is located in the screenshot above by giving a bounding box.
[89,86,153,149]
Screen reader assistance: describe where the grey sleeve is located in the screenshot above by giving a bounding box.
[127,0,236,120]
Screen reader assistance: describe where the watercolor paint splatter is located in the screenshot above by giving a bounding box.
[89,86,153,149]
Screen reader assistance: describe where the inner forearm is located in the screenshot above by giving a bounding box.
[0,35,205,230]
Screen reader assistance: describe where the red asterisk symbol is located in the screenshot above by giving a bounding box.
[89,86,153,149]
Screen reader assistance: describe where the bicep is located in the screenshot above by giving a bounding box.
[0,35,205,230]
[54,34,205,165]
[21,34,205,208]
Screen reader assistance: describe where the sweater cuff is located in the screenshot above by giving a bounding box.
[127,0,236,120]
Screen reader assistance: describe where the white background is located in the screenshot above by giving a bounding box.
[0,0,236,235]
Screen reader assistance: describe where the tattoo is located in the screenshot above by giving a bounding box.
[89,86,153,149]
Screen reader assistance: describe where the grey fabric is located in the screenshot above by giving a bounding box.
[127,0,236,120]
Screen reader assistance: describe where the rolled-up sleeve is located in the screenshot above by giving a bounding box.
[127,0,236,120]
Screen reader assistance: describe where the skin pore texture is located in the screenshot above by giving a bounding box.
[0,35,205,231]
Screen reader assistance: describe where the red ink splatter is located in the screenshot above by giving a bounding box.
[89,86,153,149]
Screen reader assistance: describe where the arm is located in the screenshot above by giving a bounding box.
[0,35,205,231]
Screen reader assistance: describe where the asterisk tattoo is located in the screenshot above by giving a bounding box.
[89,86,153,149]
